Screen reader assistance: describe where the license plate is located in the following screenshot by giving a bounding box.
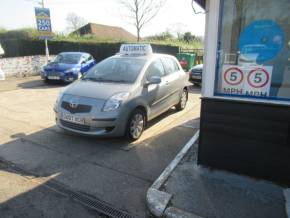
[191,75,201,79]
[48,76,60,80]
[62,113,85,124]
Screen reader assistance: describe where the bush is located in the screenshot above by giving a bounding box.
[0,39,179,61]
[0,28,41,40]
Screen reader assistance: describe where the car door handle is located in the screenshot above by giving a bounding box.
[165,81,170,85]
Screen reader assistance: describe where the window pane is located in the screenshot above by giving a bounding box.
[146,59,165,80]
[162,57,178,74]
[54,53,81,64]
[215,0,290,101]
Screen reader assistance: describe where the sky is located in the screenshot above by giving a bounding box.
[0,0,205,37]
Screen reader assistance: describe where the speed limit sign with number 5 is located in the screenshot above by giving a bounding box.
[221,65,272,97]
[247,68,270,88]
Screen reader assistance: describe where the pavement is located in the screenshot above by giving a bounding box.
[0,160,100,218]
[147,140,289,218]
[0,76,201,217]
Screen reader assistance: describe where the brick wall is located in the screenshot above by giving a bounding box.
[0,55,56,78]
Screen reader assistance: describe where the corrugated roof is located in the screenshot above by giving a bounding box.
[75,23,137,41]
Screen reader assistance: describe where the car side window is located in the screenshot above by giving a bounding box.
[162,57,179,74]
[88,55,94,61]
[146,59,165,80]
[81,55,87,63]
[81,54,91,63]
[172,59,180,71]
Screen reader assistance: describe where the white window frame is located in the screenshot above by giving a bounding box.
[202,0,290,106]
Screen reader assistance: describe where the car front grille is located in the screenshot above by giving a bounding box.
[61,101,92,114]
[48,72,61,76]
[60,119,90,132]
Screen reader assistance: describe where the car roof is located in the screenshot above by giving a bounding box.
[111,53,176,61]
[58,52,90,56]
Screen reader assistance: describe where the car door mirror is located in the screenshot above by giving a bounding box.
[145,76,161,87]
[81,60,86,65]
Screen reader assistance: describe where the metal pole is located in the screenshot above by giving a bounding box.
[41,0,49,63]
[45,38,49,62]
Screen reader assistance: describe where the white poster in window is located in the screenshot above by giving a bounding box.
[277,66,290,98]
[221,65,272,97]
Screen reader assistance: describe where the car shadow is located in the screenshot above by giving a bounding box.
[0,116,200,218]
[188,84,201,94]
[17,79,67,89]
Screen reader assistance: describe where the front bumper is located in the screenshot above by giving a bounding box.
[41,71,79,82]
[55,108,129,137]
[189,74,202,83]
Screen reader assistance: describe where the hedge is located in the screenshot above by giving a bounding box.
[0,39,180,61]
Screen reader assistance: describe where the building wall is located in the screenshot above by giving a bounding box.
[0,55,56,78]
[198,98,290,184]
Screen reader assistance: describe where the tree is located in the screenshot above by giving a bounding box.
[66,12,86,35]
[183,32,195,43]
[0,27,6,33]
[120,0,165,41]
[145,30,174,41]
[170,22,187,39]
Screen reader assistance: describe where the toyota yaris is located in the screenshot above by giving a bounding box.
[54,44,188,140]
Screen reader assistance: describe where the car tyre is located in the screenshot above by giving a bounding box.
[125,109,146,141]
[176,88,188,111]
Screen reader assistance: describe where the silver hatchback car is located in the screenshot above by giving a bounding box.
[54,44,189,140]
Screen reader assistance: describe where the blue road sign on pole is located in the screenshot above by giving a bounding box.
[35,7,52,39]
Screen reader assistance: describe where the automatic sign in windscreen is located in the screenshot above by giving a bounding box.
[83,58,146,83]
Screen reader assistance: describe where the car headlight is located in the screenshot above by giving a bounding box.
[65,67,80,73]
[54,88,65,112]
[41,66,46,74]
[103,92,130,112]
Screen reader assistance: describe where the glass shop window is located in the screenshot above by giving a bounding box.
[215,0,290,101]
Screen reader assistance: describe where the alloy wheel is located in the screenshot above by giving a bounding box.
[130,113,144,139]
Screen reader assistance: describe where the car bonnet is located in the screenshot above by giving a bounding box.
[63,80,134,100]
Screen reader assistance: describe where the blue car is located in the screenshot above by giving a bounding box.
[41,52,96,83]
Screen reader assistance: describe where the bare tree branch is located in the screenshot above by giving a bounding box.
[119,0,165,41]
[66,12,87,35]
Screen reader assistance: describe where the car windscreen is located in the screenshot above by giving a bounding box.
[83,57,146,83]
[54,53,81,64]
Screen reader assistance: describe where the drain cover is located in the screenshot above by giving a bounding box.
[1,158,134,218]
[46,180,134,218]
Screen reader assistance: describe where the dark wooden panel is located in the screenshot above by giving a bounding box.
[198,98,290,185]
[202,98,290,121]
[202,122,288,145]
[203,112,288,133]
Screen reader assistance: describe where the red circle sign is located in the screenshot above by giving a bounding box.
[224,67,244,85]
[247,68,270,88]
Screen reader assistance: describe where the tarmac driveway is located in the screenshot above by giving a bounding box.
[0,76,201,217]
